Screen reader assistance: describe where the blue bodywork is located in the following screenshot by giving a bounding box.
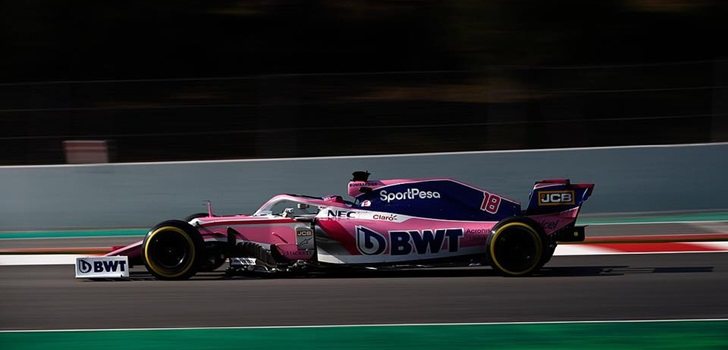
[354,180,521,221]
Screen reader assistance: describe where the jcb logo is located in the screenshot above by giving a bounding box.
[296,228,313,237]
[538,191,575,206]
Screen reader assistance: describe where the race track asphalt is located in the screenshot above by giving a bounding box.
[1,253,727,330]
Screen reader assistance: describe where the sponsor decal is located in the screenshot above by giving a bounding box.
[355,226,464,256]
[538,190,575,206]
[379,188,441,203]
[538,219,559,230]
[480,191,502,214]
[75,256,129,278]
[324,209,401,222]
[465,228,488,234]
[296,228,313,237]
[356,226,387,255]
[296,227,314,250]
[78,259,93,273]
[372,214,397,221]
[390,229,463,255]
[360,200,371,207]
[349,181,381,188]
[326,209,356,218]
[283,250,314,259]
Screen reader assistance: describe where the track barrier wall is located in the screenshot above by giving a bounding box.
[1,143,726,230]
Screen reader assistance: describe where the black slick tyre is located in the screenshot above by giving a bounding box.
[142,220,204,280]
[488,217,545,277]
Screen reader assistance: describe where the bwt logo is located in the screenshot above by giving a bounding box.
[379,188,441,203]
[356,226,387,255]
[78,259,127,273]
[356,226,463,256]
[538,190,575,206]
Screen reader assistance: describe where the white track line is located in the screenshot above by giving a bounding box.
[1,318,727,333]
[0,254,80,266]
[553,245,617,256]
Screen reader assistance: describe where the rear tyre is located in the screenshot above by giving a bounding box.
[488,218,545,277]
[142,220,204,280]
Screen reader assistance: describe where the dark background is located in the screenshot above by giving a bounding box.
[1,0,727,164]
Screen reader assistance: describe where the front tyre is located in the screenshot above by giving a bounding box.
[142,220,204,280]
[488,218,545,277]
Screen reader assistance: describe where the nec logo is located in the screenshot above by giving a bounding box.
[327,210,356,218]
[538,190,575,206]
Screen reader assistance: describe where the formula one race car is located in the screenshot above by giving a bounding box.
[78,172,593,279]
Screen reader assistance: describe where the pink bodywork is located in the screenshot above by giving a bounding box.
[107,194,350,262]
[107,178,589,266]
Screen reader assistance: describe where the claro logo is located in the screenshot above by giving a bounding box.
[380,188,441,203]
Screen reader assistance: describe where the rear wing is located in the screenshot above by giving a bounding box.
[525,179,594,215]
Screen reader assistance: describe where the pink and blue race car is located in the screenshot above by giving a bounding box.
[80,172,593,279]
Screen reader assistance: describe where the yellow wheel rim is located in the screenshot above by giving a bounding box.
[144,226,196,279]
[489,222,543,276]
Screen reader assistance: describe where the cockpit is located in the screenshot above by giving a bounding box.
[252,194,352,219]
